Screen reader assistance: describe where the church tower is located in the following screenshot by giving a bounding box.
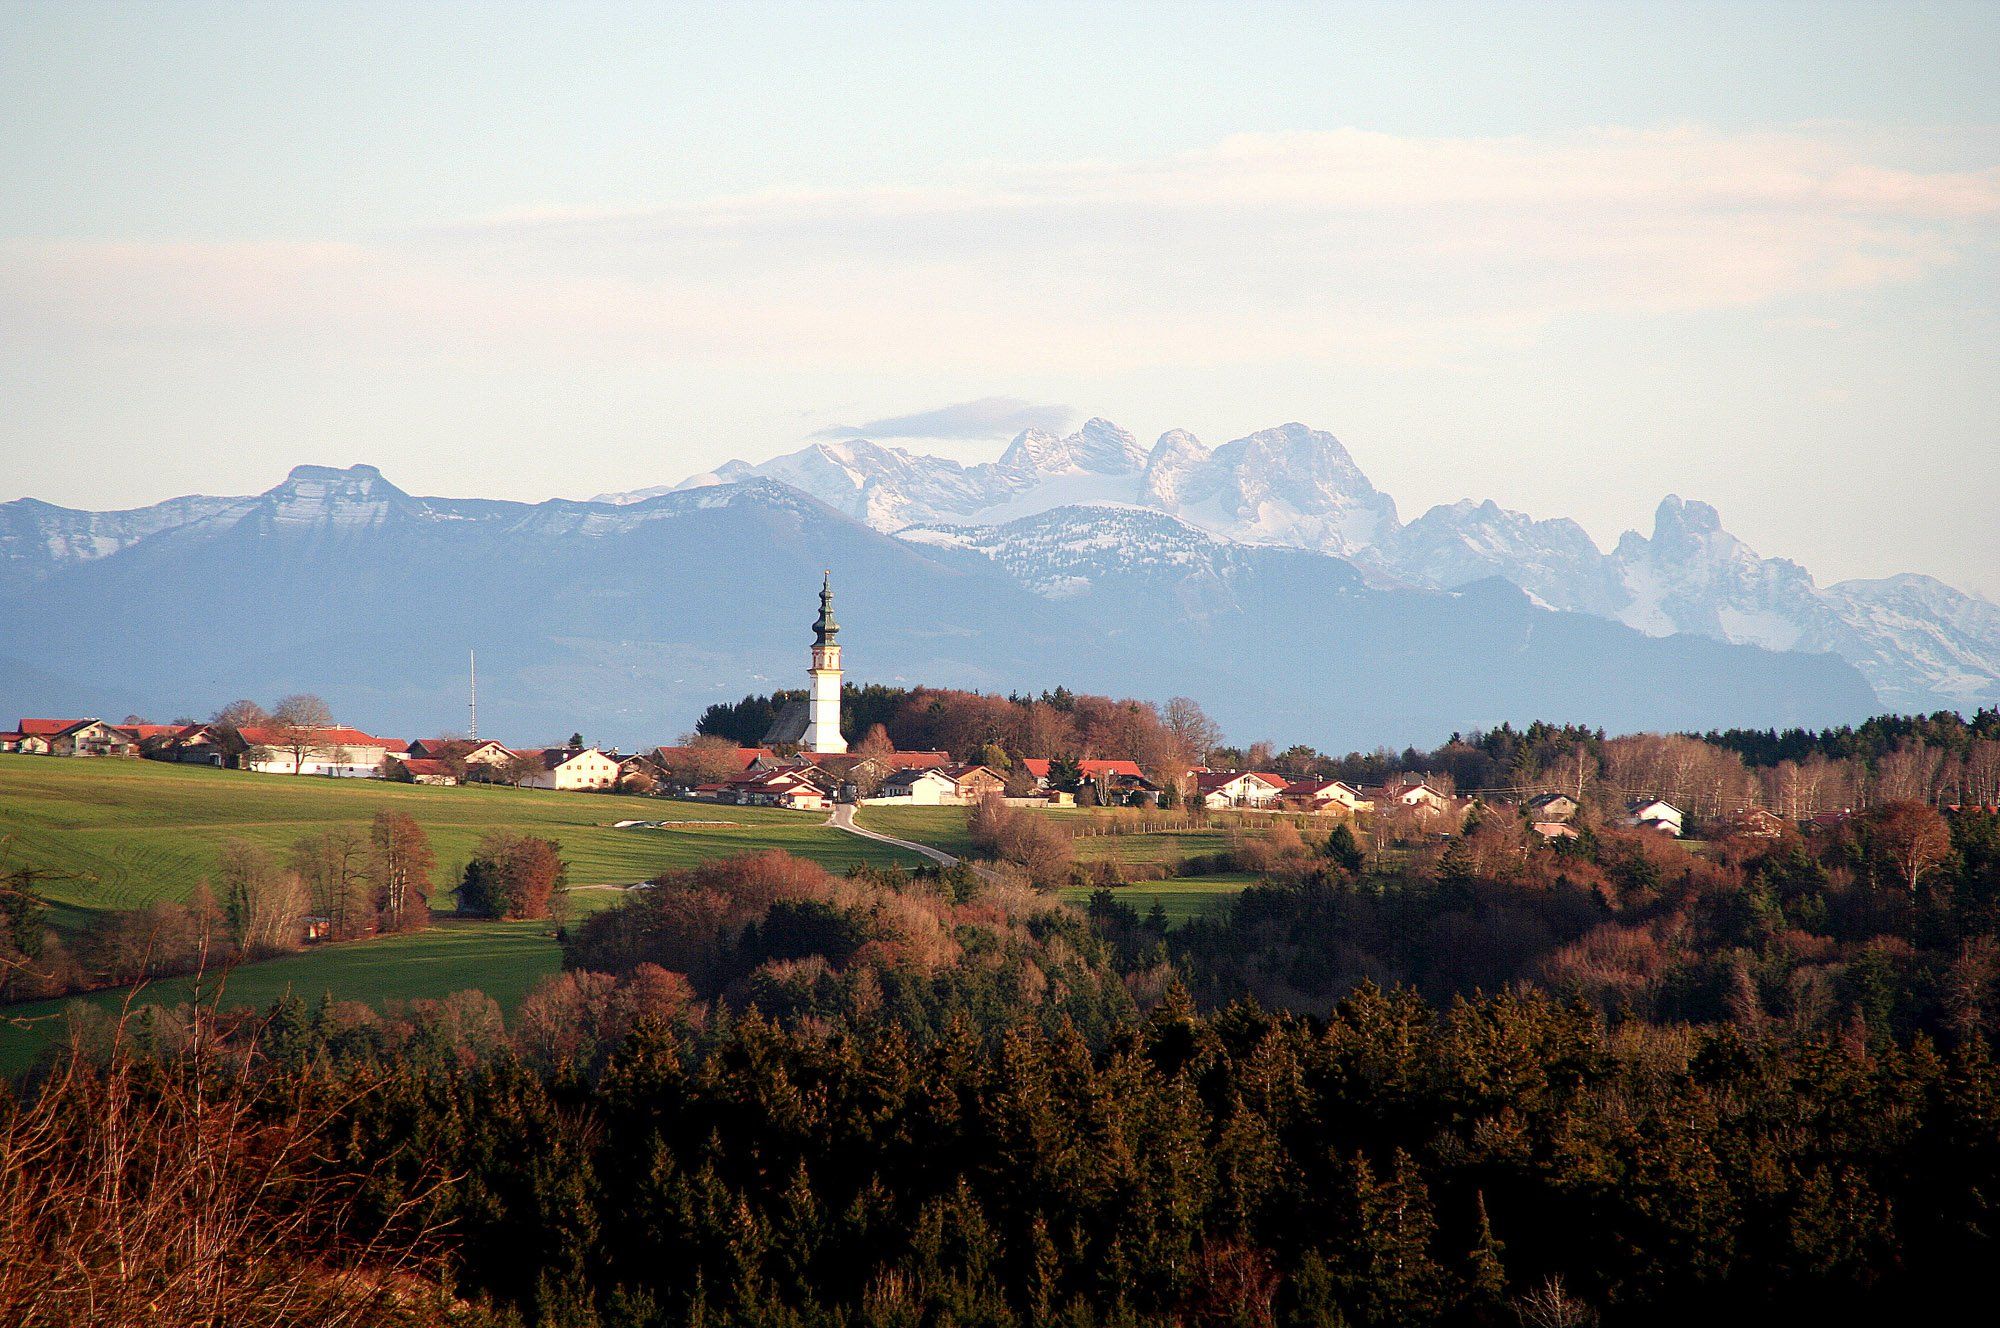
[800,572,847,754]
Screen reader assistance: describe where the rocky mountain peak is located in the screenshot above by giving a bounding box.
[267,463,407,527]
[1141,429,1215,507]
[997,419,1146,480]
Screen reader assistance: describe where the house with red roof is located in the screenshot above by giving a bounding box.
[722,765,832,811]
[13,718,141,758]
[1196,770,1289,810]
[236,725,406,777]
[1281,778,1372,815]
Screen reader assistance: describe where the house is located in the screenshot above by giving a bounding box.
[879,767,971,806]
[237,725,405,777]
[1531,821,1582,842]
[728,767,833,811]
[1526,792,1580,822]
[153,723,244,767]
[57,719,140,758]
[1281,778,1372,815]
[117,723,191,754]
[405,738,515,770]
[939,764,1008,801]
[1626,798,1685,837]
[398,758,460,786]
[879,750,954,771]
[1372,776,1453,815]
[515,747,621,791]
[1195,770,1289,810]
[615,754,661,787]
[14,718,141,758]
[14,718,85,755]
[0,732,21,753]
[1724,807,1786,839]
[1020,757,1148,791]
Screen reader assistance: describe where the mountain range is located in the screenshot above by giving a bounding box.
[0,448,1888,751]
[594,420,2000,715]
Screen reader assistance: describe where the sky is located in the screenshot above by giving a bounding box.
[2,1,1996,595]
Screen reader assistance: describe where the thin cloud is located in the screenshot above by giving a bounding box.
[810,397,1073,441]
[5,126,1994,374]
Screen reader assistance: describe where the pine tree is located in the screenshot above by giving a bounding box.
[1462,1190,1508,1306]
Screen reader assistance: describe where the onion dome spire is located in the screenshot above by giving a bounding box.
[813,570,839,646]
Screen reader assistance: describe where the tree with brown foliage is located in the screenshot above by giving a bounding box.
[291,826,373,939]
[369,810,435,932]
[1866,801,1953,895]
[262,693,336,776]
[217,841,309,955]
[457,832,566,920]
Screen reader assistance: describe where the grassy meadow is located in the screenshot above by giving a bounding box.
[1055,873,1260,927]
[0,916,563,1074]
[853,804,1239,869]
[0,753,923,921]
[0,757,1276,1070]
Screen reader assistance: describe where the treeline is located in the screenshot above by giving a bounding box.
[699,684,1221,775]
[27,978,2000,1324]
[1145,804,2000,1048]
[1701,707,2000,767]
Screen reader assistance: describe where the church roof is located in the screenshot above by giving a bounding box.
[760,697,811,746]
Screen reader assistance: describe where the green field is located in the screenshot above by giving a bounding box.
[0,754,924,920]
[852,805,980,859]
[852,804,1236,870]
[1056,874,1259,927]
[0,916,563,1074]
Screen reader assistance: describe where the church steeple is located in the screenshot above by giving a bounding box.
[813,571,839,647]
[801,570,846,754]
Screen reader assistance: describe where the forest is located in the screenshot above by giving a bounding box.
[9,712,2000,1326]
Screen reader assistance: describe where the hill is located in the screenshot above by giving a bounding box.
[0,754,921,922]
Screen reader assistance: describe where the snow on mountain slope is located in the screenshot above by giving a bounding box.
[10,408,1995,716]
[902,504,1253,604]
[897,503,1876,740]
[1153,423,1401,555]
[1379,498,1627,618]
[0,491,250,592]
[1817,574,2000,712]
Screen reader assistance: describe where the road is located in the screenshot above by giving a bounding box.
[825,803,963,867]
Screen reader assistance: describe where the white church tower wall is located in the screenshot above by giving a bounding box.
[801,572,847,754]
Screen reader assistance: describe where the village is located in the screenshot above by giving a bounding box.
[4,574,1817,847]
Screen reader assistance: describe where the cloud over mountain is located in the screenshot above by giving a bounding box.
[809,398,1073,442]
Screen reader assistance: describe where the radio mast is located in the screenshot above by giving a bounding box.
[468,649,478,740]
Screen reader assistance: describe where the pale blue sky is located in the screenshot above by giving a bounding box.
[2,1,1996,594]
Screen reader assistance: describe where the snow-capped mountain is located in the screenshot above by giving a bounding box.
[1381,493,2000,712]
[1138,423,1401,555]
[0,491,248,593]
[10,410,1997,719]
[1376,499,1627,618]
[618,419,1403,557]
[0,467,1875,749]
[633,416,1990,711]
[899,503,1873,739]
[593,419,1151,531]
